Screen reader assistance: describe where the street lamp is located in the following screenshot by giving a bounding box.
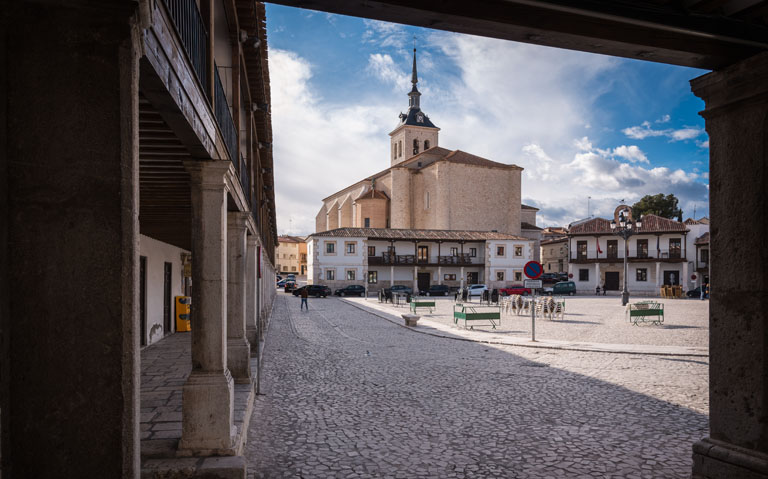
[610,207,643,306]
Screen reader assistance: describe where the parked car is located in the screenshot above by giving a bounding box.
[421,284,450,296]
[335,285,366,297]
[686,286,704,298]
[543,281,576,296]
[286,274,296,280]
[467,284,488,297]
[558,273,569,282]
[499,285,532,296]
[385,285,413,295]
[540,273,559,284]
[276,275,283,281]
[292,285,331,297]
[276,279,291,288]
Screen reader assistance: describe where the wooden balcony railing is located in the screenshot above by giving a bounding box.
[214,65,238,162]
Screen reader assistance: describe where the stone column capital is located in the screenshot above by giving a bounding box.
[227,211,251,231]
[691,51,768,117]
[184,160,231,188]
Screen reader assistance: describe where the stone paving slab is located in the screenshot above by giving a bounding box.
[246,293,708,478]
[342,296,708,357]
[140,333,257,477]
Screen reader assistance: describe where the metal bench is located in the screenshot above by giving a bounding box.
[410,298,435,313]
[626,301,664,325]
[453,303,501,330]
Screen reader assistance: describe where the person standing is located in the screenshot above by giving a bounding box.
[300,287,309,311]
[700,283,706,300]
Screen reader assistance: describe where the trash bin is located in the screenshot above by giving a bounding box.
[175,296,191,332]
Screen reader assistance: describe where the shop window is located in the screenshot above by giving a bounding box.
[368,271,378,284]
[444,274,456,281]
[636,268,647,282]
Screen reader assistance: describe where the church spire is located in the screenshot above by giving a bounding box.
[408,48,421,108]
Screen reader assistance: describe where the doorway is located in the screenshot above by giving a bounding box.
[604,271,620,291]
[163,262,172,335]
[467,271,479,285]
[140,256,147,347]
[417,272,430,292]
[664,270,680,286]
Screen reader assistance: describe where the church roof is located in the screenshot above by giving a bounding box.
[354,186,389,201]
[310,227,530,242]
[393,48,438,130]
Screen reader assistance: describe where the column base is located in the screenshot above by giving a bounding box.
[227,337,252,384]
[246,326,258,353]
[693,438,768,479]
[179,369,236,456]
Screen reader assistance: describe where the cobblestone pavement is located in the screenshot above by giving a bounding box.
[360,295,708,348]
[246,293,708,478]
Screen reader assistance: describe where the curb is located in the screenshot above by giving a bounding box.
[341,298,709,358]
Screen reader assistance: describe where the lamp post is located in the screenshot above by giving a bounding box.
[610,207,643,306]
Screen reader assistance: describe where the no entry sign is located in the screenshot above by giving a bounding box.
[524,261,543,280]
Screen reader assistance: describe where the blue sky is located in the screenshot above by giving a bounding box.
[266,5,710,235]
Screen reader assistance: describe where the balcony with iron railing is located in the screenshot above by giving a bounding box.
[369,253,476,266]
[161,0,209,95]
[571,248,685,263]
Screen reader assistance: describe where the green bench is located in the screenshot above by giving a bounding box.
[410,299,435,313]
[453,303,501,330]
[626,301,664,325]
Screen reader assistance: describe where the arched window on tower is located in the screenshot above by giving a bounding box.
[413,139,419,155]
[424,140,430,150]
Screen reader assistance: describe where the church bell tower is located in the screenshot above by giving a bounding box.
[389,48,439,166]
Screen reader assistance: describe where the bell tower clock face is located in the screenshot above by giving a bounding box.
[417,114,424,123]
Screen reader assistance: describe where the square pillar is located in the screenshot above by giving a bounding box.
[594,263,601,290]
[690,52,768,479]
[227,212,251,383]
[246,235,259,350]
[179,160,235,454]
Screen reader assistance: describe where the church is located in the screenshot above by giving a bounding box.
[315,49,541,243]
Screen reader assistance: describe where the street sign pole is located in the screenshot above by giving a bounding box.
[531,288,536,342]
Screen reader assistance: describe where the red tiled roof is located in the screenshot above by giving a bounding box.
[541,237,568,245]
[568,214,688,235]
[695,232,710,245]
[278,235,305,243]
[310,227,530,241]
[354,186,389,201]
[441,150,522,170]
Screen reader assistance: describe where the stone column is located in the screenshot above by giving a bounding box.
[690,52,768,479]
[438,266,443,285]
[390,265,395,286]
[594,263,601,290]
[180,161,235,454]
[655,263,661,289]
[227,212,251,383]
[413,265,418,293]
[460,266,465,288]
[682,262,689,291]
[246,235,259,349]
[5,4,141,476]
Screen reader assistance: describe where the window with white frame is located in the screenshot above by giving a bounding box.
[326,269,335,280]
[469,247,477,257]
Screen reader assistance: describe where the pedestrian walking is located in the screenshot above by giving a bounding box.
[300,287,309,311]
[700,283,706,300]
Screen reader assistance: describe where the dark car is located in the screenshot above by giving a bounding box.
[686,286,704,298]
[541,273,559,284]
[292,284,331,297]
[335,285,366,297]
[386,285,413,295]
[421,284,450,296]
[283,281,297,292]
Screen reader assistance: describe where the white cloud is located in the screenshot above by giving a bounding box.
[622,121,705,142]
[362,19,408,49]
[696,139,709,148]
[366,53,410,92]
[612,145,649,164]
[656,114,671,123]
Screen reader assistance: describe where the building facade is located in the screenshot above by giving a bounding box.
[276,235,307,275]
[2,1,278,476]
[566,214,703,294]
[308,228,534,292]
[315,50,533,238]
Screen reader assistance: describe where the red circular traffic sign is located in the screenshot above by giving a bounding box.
[524,261,543,279]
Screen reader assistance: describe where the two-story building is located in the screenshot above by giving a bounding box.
[567,214,695,294]
[540,227,569,274]
[307,228,535,292]
[685,218,711,288]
